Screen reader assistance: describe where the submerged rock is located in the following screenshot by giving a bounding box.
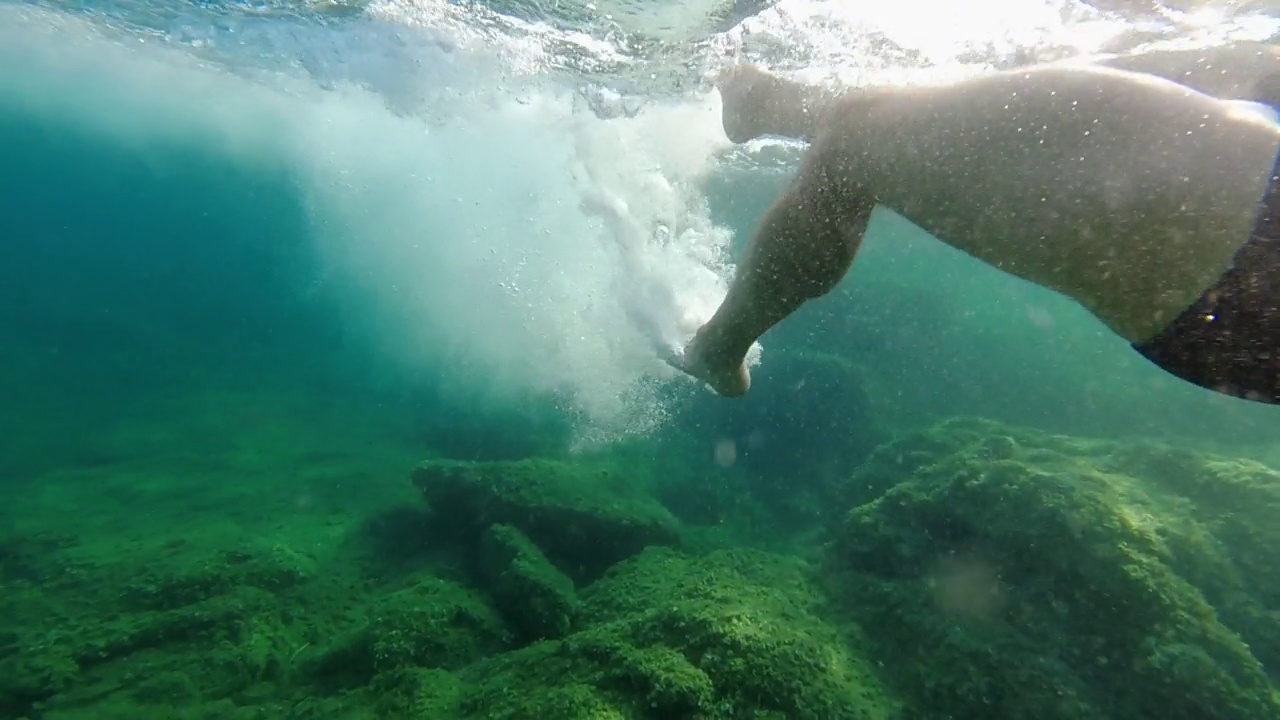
[371,547,901,719]
[0,540,320,719]
[306,575,509,686]
[826,417,1280,720]
[18,414,1280,720]
[413,458,682,582]
[479,523,578,642]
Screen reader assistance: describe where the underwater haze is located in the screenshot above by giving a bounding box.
[3,0,1280,718]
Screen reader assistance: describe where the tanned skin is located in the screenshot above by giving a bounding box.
[675,49,1280,398]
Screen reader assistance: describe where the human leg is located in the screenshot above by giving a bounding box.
[717,65,843,143]
[676,147,875,396]
[1092,42,1280,104]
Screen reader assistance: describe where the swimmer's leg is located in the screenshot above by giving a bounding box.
[677,147,874,396]
[1092,43,1280,105]
[718,65,842,142]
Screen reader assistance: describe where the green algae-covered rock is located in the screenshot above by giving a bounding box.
[120,544,315,611]
[3,537,320,710]
[479,523,578,642]
[368,666,466,718]
[307,575,509,686]
[826,417,1280,720]
[413,458,682,581]
[2,576,295,716]
[0,529,341,718]
[384,547,903,720]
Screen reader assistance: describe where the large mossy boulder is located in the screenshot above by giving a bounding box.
[306,575,510,687]
[826,417,1280,720]
[479,523,578,643]
[369,548,902,719]
[413,458,682,582]
[0,537,326,717]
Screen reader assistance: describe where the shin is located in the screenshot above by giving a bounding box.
[682,150,874,396]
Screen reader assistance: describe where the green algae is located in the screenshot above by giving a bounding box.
[306,575,511,685]
[826,417,1280,720]
[5,408,1280,720]
[0,532,322,717]
[413,457,682,582]
[479,523,579,642]
[285,546,901,720]
[0,400,427,720]
[440,547,900,720]
[296,547,901,720]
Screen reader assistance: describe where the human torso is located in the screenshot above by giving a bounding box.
[824,65,1280,341]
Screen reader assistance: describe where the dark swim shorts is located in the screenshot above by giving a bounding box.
[1134,164,1280,405]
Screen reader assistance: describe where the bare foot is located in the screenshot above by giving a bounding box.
[667,328,751,397]
[716,64,774,144]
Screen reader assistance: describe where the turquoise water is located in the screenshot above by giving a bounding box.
[2,0,1280,718]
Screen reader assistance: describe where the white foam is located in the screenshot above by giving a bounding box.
[0,6,746,443]
[293,82,742,439]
